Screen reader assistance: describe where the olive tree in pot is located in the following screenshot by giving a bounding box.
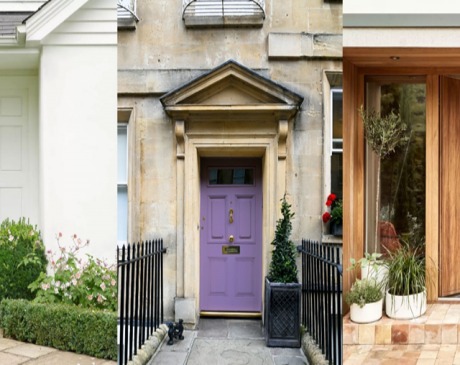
[385,242,429,319]
[265,195,301,348]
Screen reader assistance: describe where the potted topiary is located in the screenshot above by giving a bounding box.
[345,278,383,324]
[322,194,343,236]
[385,242,427,319]
[264,195,301,348]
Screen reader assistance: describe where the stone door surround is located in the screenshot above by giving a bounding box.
[160,60,303,327]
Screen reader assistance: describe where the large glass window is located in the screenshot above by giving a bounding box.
[365,77,426,254]
[331,89,343,200]
[118,124,128,243]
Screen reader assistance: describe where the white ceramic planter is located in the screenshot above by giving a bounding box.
[350,299,383,324]
[361,262,388,285]
[385,290,427,319]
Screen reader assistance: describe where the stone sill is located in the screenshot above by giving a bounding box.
[322,234,342,245]
[184,15,264,28]
[344,303,460,345]
[118,17,137,31]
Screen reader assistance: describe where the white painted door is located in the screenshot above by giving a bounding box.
[0,77,38,224]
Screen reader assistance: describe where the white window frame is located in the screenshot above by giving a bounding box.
[117,123,129,245]
[322,71,343,242]
[331,88,343,155]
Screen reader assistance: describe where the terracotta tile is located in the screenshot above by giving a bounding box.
[359,324,375,345]
[368,350,388,359]
[385,350,404,359]
[393,324,410,344]
[422,344,441,351]
[399,359,419,365]
[426,325,442,344]
[437,351,454,359]
[344,359,364,365]
[371,345,393,351]
[376,324,392,345]
[403,351,422,359]
[356,344,374,353]
[416,359,436,365]
[344,323,359,345]
[419,351,438,359]
[443,324,458,344]
[410,324,426,344]
[408,345,425,351]
[435,359,455,365]
[440,344,457,352]
[443,314,460,324]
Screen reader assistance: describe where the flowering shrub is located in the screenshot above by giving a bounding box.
[0,218,47,301]
[322,194,343,224]
[29,233,117,311]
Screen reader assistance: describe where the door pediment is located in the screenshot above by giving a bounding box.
[160,60,304,122]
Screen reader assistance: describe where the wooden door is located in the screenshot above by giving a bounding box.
[441,76,460,297]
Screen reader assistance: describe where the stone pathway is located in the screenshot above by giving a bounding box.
[0,338,116,365]
[149,318,308,365]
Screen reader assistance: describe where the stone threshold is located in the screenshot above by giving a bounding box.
[344,303,460,345]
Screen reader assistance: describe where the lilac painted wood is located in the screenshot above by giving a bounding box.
[200,158,263,312]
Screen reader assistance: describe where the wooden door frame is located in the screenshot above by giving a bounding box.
[343,47,460,313]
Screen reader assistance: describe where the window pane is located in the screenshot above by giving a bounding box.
[332,91,343,140]
[118,126,127,183]
[331,153,343,200]
[365,82,426,254]
[118,185,128,242]
[209,169,254,185]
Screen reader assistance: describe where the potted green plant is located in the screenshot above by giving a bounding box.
[385,242,427,319]
[345,278,384,324]
[356,252,388,291]
[358,106,408,252]
[322,194,343,236]
[264,195,301,348]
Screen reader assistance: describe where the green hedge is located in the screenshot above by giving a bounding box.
[0,299,117,360]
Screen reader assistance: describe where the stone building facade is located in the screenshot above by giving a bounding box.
[117,0,343,327]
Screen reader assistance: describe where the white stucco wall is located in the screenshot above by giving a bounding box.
[39,45,117,262]
[344,0,460,14]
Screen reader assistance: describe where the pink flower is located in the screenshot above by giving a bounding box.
[58,232,62,238]
[97,295,102,303]
[35,240,40,245]
[111,279,116,286]
[8,235,14,242]
[47,250,52,254]
[100,283,106,291]
[112,292,115,297]
[72,279,77,286]
[77,238,82,245]
[88,295,93,300]
[76,272,81,279]
[61,247,65,252]
[30,230,34,235]
[54,288,59,294]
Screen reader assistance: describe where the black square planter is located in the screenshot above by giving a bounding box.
[264,277,301,348]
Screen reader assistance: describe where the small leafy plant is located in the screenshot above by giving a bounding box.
[29,233,117,311]
[268,195,298,284]
[348,252,385,279]
[345,278,383,308]
[0,218,47,301]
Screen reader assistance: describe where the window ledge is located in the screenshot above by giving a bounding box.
[184,15,264,29]
[118,17,137,30]
[322,234,343,245]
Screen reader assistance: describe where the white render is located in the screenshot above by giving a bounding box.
[0,0,117,262]
[344,0,460,14]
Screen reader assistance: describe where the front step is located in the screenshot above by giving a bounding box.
[343,303,460,345]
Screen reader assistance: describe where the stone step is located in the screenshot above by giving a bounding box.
[343,303,460,345]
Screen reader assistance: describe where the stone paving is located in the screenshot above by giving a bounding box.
[0,338,116,365]
[149,318,309,365]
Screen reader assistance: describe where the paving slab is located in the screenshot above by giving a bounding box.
[0,352,29,365]
[187,338,274,365]
[270,348,306,357]
[228,319,264,339]
[23,351,116,365]
[0,338,21,351]
[5,343,57,358]
[273,356,308,365]
[151,351,187,365]
[161,330,196,352]
[197,318,228,338]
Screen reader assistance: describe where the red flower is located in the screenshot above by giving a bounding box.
[326,200,332,207]
[322,212,331,223]
[327,194,336,202]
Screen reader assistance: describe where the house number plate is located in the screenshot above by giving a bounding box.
[222,246,240,255]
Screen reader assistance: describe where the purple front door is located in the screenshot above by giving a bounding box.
[200,158,263,312]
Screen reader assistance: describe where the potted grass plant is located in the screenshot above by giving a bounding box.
[264,195,301,348]
[385,242,427,319]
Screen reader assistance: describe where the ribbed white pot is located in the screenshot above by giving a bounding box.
[361,263,388,285]
[385,290,427,319]
[350,299,383,324]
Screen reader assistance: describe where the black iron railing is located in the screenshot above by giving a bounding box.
[298,239,343,365]
[117,240,166,365]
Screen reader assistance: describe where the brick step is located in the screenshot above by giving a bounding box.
[343,304,460,345]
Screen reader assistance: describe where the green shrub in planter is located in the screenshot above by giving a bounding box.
[0,218,47,301]
[0,299,117,360]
